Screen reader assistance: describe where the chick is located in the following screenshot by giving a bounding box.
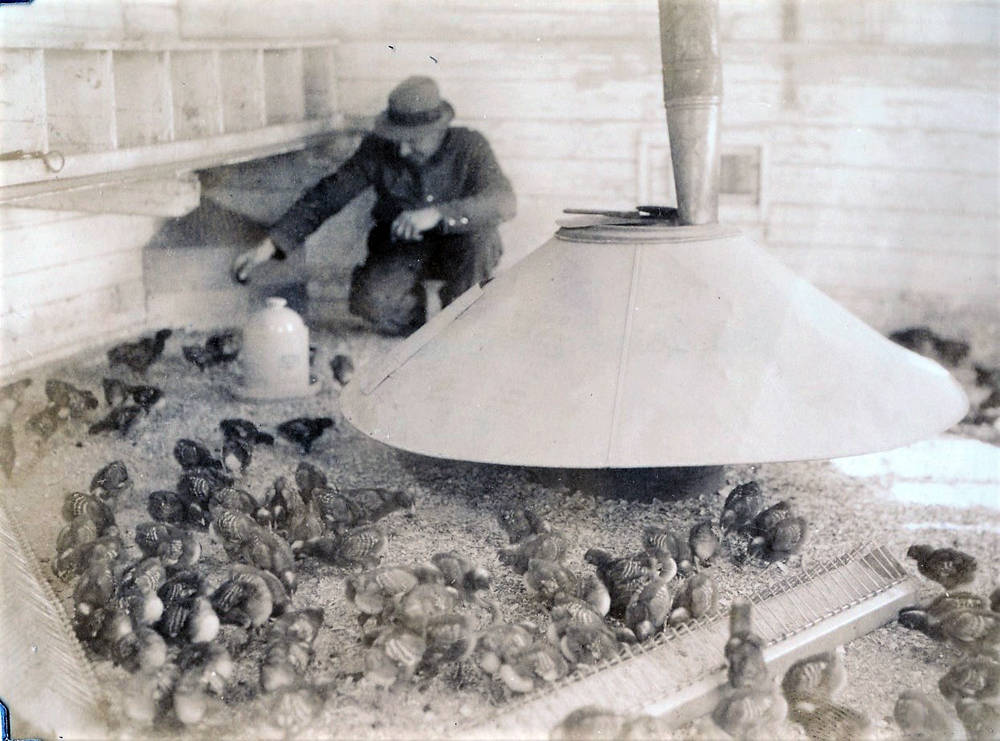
[301,524,387,571]
[27,404,64,441]
[906,544,978,591]
[579,573,612,618]
[643,525,693,575]
[924,591,990,617]
[498,642,570,694]
[259,641,307,693]
[107,328,172,375]
[346,565,422,616]
[157,595,220,644]
[585,548,661,619]
[102,377,129,408]
[126,384,164,414]
[894,689,964,741]
[789,701,873,741]
[90,459,131,500]
[293,461,327,502]
[477,622,535,676]
[286,498,326,552]
[73,557,119,620]
[781,648,848,706]
[123,664,179,726]
[157,569,206,610]
[557,621,621,665]
[87,404,143,436]
[940,655,1000,704]
[365,628,426,687]
[135,522,201,570]
[276,416,335,454]
[497,506,540,544]
[330,354,355,386]
[210,569,274,629]
[910,609,1000,654]
[0,377,32,409]
[548,595,608,639]
[119,557,168,610]
[670,573,718,626]
[750,514,809,564]
[173,438,223,471]
[111,627,168,673]
[172,663,227,726]
[712,683,788,740]
[431,550,499,615]
[725,598,769,690]
[220,417,274,446]
[748,500,793,538]
[344,486,416,526]
[689,520,720,567]
[623,576,673,642]
[421,612,478,670]
[269,608,324,646]
[44,378,99,418]
[234,525,298,593]
[955,698,1000,741]
[209,486,257,516]
[992,587,1000,614]
[265,685,328,736]
[396,582,461,634]
[145,489,184,524]
[549,706,623,741]
[720,481,765,535]
[222,436,252,476]
[524,558,579,607]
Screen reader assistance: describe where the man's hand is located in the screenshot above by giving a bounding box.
[391,207,442,242]
[232,237,278,284]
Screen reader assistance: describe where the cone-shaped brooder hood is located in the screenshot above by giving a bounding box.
[340,220,968,467]
[339,0,968,467]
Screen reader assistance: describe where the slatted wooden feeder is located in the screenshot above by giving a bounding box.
[340,0,968,471]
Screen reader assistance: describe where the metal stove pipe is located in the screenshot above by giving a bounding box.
[659,0,722,225]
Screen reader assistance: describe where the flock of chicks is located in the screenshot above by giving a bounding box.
[549,542,1000,741]
[334,478,810,701]
[2,321,995,738]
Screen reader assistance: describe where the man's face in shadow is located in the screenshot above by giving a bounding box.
[396,128,448,166]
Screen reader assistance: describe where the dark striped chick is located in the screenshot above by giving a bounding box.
[63,490,115,527]
[222,436,252,476]
[623,575,673,642]
[500,529,570,575]
[894,689,964,741]
[220,418,274,446]
[939,654,1000,703]
[87,404,142,436]
[210,568,274,629]
[689,520,720,567]
[670,572,718,625]
[781,647,848,706]
[111,627,168,674]
[157,595,220,644]
[906,544,978,591]
[476,621,535,677]
[498,642,570,694]
[643,525,693,575]
[276,416,335,454]
[173,438,223,471]
[365,628,426,688]
[720,481,764,535]
[421,612,478,670]
[712,684,788,741]
[89,460,131,501]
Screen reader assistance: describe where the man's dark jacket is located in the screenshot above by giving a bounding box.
[268,127,516,259]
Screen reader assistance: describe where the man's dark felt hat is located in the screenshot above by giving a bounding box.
[374,76,455,140]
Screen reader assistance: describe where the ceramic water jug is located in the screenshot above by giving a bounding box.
[239,297,314,400]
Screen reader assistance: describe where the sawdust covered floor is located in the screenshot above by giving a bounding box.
[2,307,999,741]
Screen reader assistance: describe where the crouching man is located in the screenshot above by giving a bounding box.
[233,76,516,336]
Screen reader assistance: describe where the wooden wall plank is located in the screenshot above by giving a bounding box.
[769,125,999,175]
[2,249,144,315]
[170,49,220,139]
[0,280,146,375]
[264,48,305,125]
[769,164,998,216]
[220,49,264,133]
[0,0,126,47]
[0,49,46,154]
[768,204,1000,258]
[114,50,171,148]
[178,0,365,40]
[44,49,116,153]
[0,213,160,276]
[771,245,999,298]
